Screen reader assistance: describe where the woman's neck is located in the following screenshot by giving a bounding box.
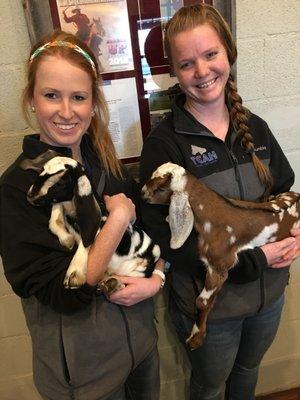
[72,148,83,164]
[185,98,230,141]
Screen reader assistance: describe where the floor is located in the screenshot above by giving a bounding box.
[256,388,300,400]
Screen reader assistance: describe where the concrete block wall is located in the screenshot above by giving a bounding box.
[236,0,300,395]
[0,1,41,399]
[0,0,299,399]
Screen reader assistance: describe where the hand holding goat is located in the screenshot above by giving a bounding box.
[21,150,160,295]
[142,162,300,350]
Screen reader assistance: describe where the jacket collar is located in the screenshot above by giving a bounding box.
[172,93,237,145]
[22,133,98,160]
[172,93,214,136]
[22,134,73,158]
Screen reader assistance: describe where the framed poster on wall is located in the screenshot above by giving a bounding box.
[55,0,134,74]
[24,0,234,163]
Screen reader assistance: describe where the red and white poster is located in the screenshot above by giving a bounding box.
[57,0,134,73]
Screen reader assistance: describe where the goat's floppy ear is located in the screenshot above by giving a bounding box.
[169,191,194,249]
[73,170,102,247]
[20,150,60,172]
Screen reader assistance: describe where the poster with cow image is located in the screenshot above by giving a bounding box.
[56,0,134,73]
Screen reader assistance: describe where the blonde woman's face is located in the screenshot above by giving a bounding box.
[31,55,93,154]
[170,23,230,108]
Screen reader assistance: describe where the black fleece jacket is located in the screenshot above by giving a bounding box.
[0,134,139,314]
[140,94,294,319]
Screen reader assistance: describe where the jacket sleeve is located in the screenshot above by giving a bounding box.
[0,182,97,315]
[140,135,277,284]
[268,127,295,194]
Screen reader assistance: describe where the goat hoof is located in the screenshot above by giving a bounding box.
[186,324,206,350]
[186,334,204,350]
[64,271,86,289]
[98,278,125,296]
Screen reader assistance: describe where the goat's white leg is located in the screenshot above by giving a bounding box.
[64,241,89,289]
[49,203,75,249]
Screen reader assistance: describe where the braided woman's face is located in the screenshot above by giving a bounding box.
[170,23,230,109]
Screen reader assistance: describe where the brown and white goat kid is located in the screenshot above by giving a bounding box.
[21,150,160,294]
[142,162,300,350]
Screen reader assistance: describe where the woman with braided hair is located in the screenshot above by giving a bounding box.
[140,4,300,400]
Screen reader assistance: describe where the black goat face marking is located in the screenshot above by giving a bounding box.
[27,170,66,205]
[27,157,79,206]
[41,156,78,176]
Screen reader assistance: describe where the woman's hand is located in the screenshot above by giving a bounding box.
[108,275,162,306]
[109,259,165,306]
[260,229,300,268]
[281,228,300,263]
[104,193,136,224]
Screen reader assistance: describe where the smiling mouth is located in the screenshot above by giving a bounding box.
[54,123,77,130]
[196,77,217,89]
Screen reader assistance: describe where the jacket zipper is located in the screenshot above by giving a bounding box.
[60,323,75,399]
[119,306,135,371]
[228,149,245,200]
[228,150,265,311]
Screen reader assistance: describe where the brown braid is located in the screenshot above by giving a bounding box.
[226,74,273,199]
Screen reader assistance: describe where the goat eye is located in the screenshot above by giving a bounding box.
[155,187,166,193]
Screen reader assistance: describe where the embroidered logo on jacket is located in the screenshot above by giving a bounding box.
[190,145,218,166]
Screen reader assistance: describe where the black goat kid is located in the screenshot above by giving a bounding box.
[21,150,160,294]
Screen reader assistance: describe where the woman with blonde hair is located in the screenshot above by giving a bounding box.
[0,30,163,400]
[140,4,300,400]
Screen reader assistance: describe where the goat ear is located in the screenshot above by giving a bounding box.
[169,192,194,249]
[20,150,60,172]
[73,172,101,247]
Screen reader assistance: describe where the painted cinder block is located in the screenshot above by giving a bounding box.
[0,294,28,338]
[159,345,189,383]
[0,66,29,132]
[264,33,300,98]
[0,374,41,400]
[0,335,32,379]
[243,97,300,155]
[237,38,264,101]
[257,356,300,395]
[0,264,13,297]
[0,133,25,174]
[160,377,189,400]
[0,0,30,64]
[236,0,300,38]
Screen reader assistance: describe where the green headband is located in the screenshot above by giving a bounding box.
[29,40,97,75]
